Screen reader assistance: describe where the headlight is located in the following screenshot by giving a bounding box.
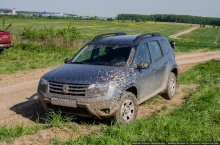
[38,78,49,93]
[86,83,109,98]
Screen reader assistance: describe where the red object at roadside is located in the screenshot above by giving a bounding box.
[0,30,13,50]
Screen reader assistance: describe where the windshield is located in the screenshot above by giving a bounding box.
[72,44,134,66]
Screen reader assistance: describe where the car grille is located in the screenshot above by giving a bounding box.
[49,82,89,97]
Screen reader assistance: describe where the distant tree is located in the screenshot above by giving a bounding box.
[116,13,220,25]
[107,18,114,21]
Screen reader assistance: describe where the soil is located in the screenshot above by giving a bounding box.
[1,27,220,144]
[169,27,199,39]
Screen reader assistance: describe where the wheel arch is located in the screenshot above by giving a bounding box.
[171,67,178,78]
[126,86,138,98]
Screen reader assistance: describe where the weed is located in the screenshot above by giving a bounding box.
[0,124,41,143]
[43,111,72,128]
[21,24,80,41]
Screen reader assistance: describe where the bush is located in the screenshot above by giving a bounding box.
[21,23,81,41]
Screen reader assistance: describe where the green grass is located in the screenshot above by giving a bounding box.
[43,111,73,128]
[0,124,41,143]
[0,111,74,143]
[0,42,78,74]
[175,27,220,52]
[55,60,220,144]
[0,18,190,37]
[0,18,193,74]
[0,18,219,75]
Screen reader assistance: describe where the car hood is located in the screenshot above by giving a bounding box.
[42,64,133,84]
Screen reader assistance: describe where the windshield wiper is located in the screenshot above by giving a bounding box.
[71,62,84,64]
[93,62,108,65]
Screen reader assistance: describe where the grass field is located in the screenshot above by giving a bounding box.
[0,18,191,37]
[176,27,220,52]
[0,18,191,74]
[0,18,219,74]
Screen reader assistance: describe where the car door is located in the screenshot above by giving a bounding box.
[149,40,168,91]
[135,42,157,104]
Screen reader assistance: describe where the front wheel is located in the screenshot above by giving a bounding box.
[114,91,138,124]
[162,72,177,100]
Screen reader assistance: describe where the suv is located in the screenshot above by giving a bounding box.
[37,32,178,124]
[0,30,13,52]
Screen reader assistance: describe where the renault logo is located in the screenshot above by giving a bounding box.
[63,84,69,94]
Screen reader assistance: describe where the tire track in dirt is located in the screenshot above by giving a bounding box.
[176,50,220,73]
[169,27,198,39]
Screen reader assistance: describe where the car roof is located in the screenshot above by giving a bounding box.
[89,32,162,45]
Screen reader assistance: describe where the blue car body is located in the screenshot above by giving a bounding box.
[37,32,178,122]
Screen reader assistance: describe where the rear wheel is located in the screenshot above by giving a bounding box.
[114,91,138,124]
[162,72,177,100]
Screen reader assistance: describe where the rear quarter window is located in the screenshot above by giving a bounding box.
[149,41,163,61]
[161,39,171,54]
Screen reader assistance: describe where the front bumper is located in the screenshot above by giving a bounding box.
[37,89,122,119]
[0,44,13,49]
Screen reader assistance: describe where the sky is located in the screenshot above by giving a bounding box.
[1,0,220,18]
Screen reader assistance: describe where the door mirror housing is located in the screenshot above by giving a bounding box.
[64,58,70,63]
[170,41,175,49]
[136,62,149,69]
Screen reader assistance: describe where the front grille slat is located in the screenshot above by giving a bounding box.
[50,88,63,93]
[69,88,86,91]
[50,86,63,89]
[68,91,85,95]
[49,81,89,97]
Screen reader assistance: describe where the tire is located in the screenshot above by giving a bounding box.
[114,91,138,124]
[162,72,177,100]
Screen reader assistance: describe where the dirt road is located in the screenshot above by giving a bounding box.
[169,27,199,39]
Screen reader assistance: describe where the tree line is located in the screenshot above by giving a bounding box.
[116,14,220,27]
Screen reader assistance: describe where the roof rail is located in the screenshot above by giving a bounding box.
[92,32,127,41]
[134,32,161,42]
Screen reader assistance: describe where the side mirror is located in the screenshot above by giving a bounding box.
[64,58,70,63]
[136,62,149,69]
[170,41,175,49]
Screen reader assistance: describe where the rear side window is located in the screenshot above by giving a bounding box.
[137,43,151,64]
[161,39,171,54]
[149,41,163,61]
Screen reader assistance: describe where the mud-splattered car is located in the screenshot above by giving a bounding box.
[37,32,178,124]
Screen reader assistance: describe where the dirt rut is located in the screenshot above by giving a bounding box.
[169,27,199,39]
